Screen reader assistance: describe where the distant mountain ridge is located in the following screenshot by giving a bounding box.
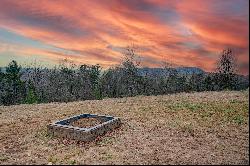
[1,66,248,79]
[1,66,205,76]
[137,67,205,76]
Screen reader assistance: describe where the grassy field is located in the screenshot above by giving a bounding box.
[0,90,249,165]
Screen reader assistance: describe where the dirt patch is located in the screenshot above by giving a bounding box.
[70,117,103,128]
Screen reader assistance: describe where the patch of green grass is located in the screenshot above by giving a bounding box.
[223,108,235,114]
[139,106,152,112]
[220,101,248,125]
[0,155,9,162]
[167,101,204,112]
[166,99,249,126]
[35,128,53,141]
[200,100,249,125]
[229,99,244,104]
[96,137,115,146]
[201,111,214,118]
[241,103,249,113]
[48,155,58,164]
[233,115,245,125]
[184,103,204,111]
[168,99,249,126]
[168,118,181,128]
[68,160,77,165]
[101,152,113,161]
[180,123,195,136]
[169,119,195,136]
[168,102,183,111]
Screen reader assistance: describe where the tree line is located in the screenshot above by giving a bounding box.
[0,47,248,105]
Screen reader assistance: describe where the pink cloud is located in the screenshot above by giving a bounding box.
[0,0,248,74]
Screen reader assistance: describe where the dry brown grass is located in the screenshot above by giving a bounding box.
[0,90,249,165]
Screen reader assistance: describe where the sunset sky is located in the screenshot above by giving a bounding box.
[0,0,249,74]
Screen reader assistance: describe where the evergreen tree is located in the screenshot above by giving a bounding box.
[2,61,25,105]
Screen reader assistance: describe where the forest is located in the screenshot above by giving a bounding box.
[0,47,248,106]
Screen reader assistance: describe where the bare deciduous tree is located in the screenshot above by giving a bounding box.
[217,48,237,75]
[216,48,237,89]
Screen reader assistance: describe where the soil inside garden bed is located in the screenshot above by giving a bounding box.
[70,117,103,128]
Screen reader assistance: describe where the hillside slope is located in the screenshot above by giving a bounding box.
[0,90,249,165]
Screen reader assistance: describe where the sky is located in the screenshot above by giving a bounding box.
[0,0,249,75]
